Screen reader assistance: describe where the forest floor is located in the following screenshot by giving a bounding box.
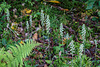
[0,0,100,67]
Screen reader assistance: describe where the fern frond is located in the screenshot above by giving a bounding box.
[0,40,40,67]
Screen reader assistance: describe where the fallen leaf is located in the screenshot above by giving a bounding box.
[21,8,31,16]
[63,38,66,44]
[63,37,69,45]
[44,64,48,67]
[81,12,86,17]
[48,1,60,3]
[79,33,82,40]
[26,10,32,14]
[11,26,15,30]
[14,15,18,18]
[20,41,24,44]
[33,33,38,41]
[61,9,69,11]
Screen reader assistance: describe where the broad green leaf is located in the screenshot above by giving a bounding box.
[60,47,64,53]
[2,38,7,46]
[59,44,64,47]
[0,7,2,12]
[85,0,96,9]
[45,60,52,64]
[86,1,95,9]
[98,11,100,16]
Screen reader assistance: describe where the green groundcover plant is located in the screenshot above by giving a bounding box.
[0,40,40,67]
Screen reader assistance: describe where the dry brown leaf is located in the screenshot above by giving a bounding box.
[79,34,82,40]
[63,38,66,45]
[21,8,31,16]
[81,13,86,18]
[61,9,69,11]
[33,33,38,41]
[44,64,48,67]
[48,1,60,3]
[14,15,18,18]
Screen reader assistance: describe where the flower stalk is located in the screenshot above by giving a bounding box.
[94,40,97,60]
[81,24,86,54]
[70,40,75,67]
[46,15,51,59]
[41,10,45,44]
[30,15,32,27]
[6,9,10,22]
[79,44,84,67]
[29,15,32,38]
[60,23,63,44]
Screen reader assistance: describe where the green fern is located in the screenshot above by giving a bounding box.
[0,40,40,67]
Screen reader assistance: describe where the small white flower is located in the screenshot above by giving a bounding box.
[59,51,62,57]
[7,23,9,28]
[79,44,84,58]
[22,3,25,6]
[25,33,28,37]
[43,2,46,5]
[60,23,63,37]
[13,8,17,12]
[46,15,50,34]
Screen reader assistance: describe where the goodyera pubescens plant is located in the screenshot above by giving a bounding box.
[79,44,84,58]
[81,24,86,54]
[26,21,29,32]
[6,9,10,22]
[46,15,51,59]
[46,15,50,35]
[79,44,84,67]
[60,23,63,44]
[70,40,75,56]
[46,15,50,47]
[41,10,45,43]
[70,40,75,67]
[29,15,32,38]
[41,10,44,27]
[82,24,86,43]
[94,40,97,60]
[66,33,69,48]
[30,15,32,27]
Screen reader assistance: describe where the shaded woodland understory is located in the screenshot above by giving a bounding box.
[0,0,100,67]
